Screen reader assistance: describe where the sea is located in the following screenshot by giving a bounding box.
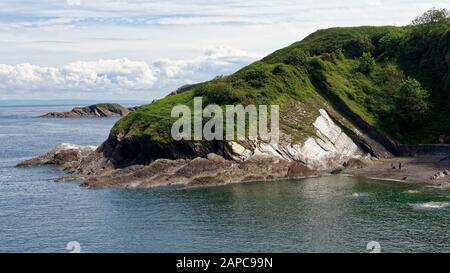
[1,101,450,253]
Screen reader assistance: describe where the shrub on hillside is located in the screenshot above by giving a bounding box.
[357,52,376,75]
[331,48,345,63]
[243,66,271,88]
[343,35,375,58]
[395,78,429,125]
[272,64,290,77]
[284,49,308,66]
[379,32,405,56]
[194,82,234,104]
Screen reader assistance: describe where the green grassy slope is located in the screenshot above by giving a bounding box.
[113,19,450,145]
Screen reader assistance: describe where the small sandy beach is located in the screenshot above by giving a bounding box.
[344,156,450,186]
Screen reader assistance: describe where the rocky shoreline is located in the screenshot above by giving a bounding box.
[12,109,388,189]
[18,106,450,189]
[16,108,371,188]
[16,142,450,189]
[15,142,346,189]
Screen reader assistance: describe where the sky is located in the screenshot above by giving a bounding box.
[0,0,448,101]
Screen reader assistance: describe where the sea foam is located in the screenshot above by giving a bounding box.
[405,190,420,194]
[352,192,369,197]
[410,202,450,209]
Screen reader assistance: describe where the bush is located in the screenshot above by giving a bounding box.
[373,63,406,94]
[320,53,333,62]
[194,82,233,104]
[272,64,290,77]
[358,52,376,75]
[284,49,308,66]
[379,32,405,55]
[331,48,345,62]
[395,78,429,125]
[343,36,375,58]
[244,66,270,88]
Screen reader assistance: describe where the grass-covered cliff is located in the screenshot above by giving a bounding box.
[112,9,450,148]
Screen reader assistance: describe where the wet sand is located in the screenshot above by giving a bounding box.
[344,156,450,187]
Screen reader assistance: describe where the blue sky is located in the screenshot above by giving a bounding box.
[0,0,448,100]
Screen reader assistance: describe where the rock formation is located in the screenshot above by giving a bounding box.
[41,103,137,118]
[18,109,375,188]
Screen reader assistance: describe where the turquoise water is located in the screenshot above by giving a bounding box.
[1,104,450,253]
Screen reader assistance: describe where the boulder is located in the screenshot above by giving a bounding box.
[17,143,96,168]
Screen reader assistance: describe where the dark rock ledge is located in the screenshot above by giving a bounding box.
[41,103,139,118]
[16,143,332,189]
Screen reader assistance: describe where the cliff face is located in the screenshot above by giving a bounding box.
[42,103,136,118]
[101,107,387,171]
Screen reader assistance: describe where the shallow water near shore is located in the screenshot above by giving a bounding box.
[2,104,450,253]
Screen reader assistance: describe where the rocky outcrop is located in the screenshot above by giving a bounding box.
[16,142,323,188]
[18,108,387,188]
[17,143,95,168]
[17,143,113,175]
[83,155,320,189]
[103,109,371,171]
[42,103,137,118]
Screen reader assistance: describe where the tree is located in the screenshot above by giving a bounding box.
[379,32,405,55]
[357,52,376,75]
[395,78,429,125]
[411,8,450,37]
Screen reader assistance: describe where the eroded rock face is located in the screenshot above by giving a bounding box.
[218,109,367,170]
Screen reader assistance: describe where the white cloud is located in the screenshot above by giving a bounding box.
[0,0,448,99]
[155,46,257,78]
[0,58,157,94]
[151,46,258,93]
[0,46,258,99]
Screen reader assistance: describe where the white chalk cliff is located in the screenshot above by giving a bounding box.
[227,109,365,170]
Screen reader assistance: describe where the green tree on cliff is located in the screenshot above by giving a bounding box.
[411,7,450,36]
[395,78,429,125]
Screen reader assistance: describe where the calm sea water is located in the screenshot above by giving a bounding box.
[1,103,450,253]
